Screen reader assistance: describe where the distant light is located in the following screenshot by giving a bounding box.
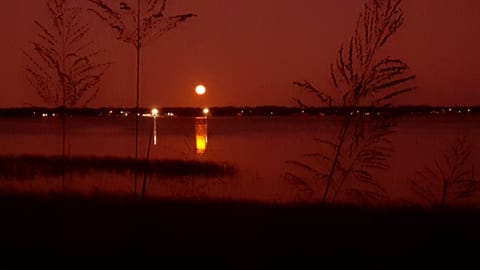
[448,108,452,112]
[151,108,159,118]
[195,85,206,96]
[203,108,210,115]
[365,112,370,116]
[467,108,471,112]
[52,113,56,117]
[42,113,48,117]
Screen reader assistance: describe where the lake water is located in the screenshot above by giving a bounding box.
[0,114,479,206]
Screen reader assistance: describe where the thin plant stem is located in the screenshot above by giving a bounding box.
[134,0,141,196]
[62,107,66,193]
[61,25,66,193]
[322,116,352,202]
[141,125,153,200]
[26,0,110,193]
[86,0,196,197]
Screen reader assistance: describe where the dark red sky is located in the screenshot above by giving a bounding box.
[1,0,479,108]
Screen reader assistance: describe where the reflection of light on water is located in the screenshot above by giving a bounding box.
[153,119,157,145]
[152,108,159,145]
[195,117,208,154]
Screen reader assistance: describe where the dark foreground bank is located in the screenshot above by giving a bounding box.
[1,192,479,264]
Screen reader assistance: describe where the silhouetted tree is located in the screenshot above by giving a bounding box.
[25,0,110,191]
[86,0,196,195]
[288,0,415,204]
[409,135,480,208]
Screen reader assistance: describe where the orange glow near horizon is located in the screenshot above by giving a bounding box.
[151,108,159,118]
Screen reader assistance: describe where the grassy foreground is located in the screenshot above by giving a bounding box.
[1,192,480,264]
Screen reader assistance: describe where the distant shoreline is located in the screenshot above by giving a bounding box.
[0,105,478,117]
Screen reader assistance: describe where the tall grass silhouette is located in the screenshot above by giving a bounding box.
[86,0,196,196]
[288,0,415,204]
[24,0,110,192]
[409,135,480,208]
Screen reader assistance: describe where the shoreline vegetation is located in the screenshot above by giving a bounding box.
[2,0,478,261]
[0,105,478,118]
[0,155,236,180]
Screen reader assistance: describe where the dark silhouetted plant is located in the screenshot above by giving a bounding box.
[409,135,479,208]
[86,0,196,195]
[25,0,110,191]
[287,0,415,204]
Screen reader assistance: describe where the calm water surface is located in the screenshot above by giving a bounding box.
[0,115,479,205]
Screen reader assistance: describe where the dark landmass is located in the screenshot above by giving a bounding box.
[0,192,479,264]
[0,105,478,118]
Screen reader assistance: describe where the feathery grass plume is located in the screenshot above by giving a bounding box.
[86,0,196,196]
[25,0,110,107]
[24,0,110,192]
[409,135,480,208]
[288,0,415,204]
